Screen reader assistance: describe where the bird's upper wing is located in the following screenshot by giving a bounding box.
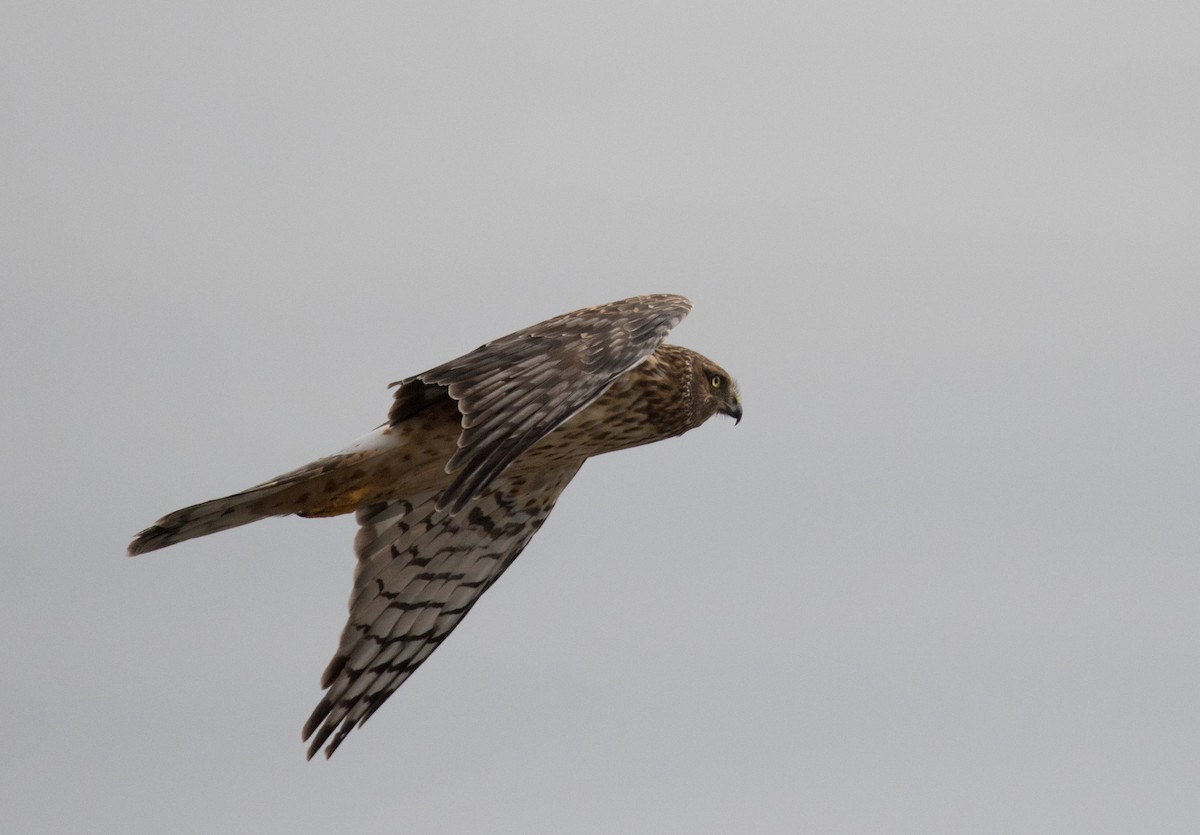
[303,462,583,759]
[389,293,692,513]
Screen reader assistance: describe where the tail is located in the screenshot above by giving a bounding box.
[128,433,399,556]
[127,479,303,555]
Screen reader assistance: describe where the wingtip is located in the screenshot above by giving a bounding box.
[302,728,325,761]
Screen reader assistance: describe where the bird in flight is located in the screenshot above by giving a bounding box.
[128,293,741,758]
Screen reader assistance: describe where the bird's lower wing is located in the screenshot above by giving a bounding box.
[302,461,583,759]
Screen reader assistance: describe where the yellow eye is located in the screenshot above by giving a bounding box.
[709,374,723,389]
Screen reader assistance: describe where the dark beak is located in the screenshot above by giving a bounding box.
[723,400,742,425]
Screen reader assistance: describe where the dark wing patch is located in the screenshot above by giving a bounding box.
[388,293,691,513]
[302,463,582,759]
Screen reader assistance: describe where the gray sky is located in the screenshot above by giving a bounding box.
[3,2,1198,833]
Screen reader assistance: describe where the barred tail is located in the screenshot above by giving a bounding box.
[127,430,403,556]
[127,480,296,556]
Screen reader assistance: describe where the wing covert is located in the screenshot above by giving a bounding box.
[389,293,691,513]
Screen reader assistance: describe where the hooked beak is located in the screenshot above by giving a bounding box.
[723,399,742,425]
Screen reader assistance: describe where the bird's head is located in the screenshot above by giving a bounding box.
[693,355,742,425]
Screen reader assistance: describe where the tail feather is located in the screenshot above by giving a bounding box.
[127,438,399,556]
[127,480,297,556]
[127,423,446,556]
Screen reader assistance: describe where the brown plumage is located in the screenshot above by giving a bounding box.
[127,293,741,758]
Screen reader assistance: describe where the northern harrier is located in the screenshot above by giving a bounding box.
[128,293,741,758]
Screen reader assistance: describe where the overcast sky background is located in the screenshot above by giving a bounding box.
[3,2,1198,833]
